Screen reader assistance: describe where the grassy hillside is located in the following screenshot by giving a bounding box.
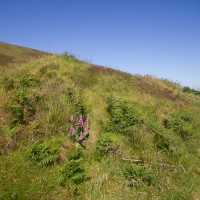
[0,42,52,69]
[0,48,200,199]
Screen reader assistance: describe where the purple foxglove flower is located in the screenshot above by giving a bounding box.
[70,115,74,122]
[78,116,83,127]
[70,127,75,136]
[79,134,83,141]
[84,124,89,132]
[86,116,90,122]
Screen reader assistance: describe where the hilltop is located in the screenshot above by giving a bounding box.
[0,43,200,199]
[0,41,52,68]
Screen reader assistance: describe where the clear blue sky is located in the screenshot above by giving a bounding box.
[1,0,200,89]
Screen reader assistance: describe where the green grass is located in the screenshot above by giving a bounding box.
[0,43,200,199]
[0,41,52,78]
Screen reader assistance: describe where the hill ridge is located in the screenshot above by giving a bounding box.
[0,41,53,68]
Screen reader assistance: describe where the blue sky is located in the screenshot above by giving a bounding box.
[1,0,200,89]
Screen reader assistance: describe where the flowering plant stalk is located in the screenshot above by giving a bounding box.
[69,115,90,144]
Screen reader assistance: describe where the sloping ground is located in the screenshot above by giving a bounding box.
[0,41,52,68]
[135,75,187,105]
[0,52,200,199]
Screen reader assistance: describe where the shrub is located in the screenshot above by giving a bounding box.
[147,119,162,134]
[28,142,59,167]
[183,86,200,95]
[58,148,88,197]
[20,76,40,88]
[10,104,24,123]
[154,132,170,151]
[123,164,155,187]
[163,114,192,139]
[59,158,86,186]
[10,92,40,124]
[103,96,142,134]
[3,77,15,90]
[95,132,118,159]
[68,147,84,160]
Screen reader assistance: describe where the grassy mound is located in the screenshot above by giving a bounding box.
[0,49,200,199]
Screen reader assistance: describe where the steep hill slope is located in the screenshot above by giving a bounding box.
[0,41,52,68]
[0,49,200,199]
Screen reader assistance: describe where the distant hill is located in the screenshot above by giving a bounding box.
[0,41,53,68]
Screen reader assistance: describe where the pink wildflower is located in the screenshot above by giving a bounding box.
[70,115,74,122]
[86,116,90,122]
[84,124,89,132]
[70,127,75,136]
[78,116,83,127]
[79,134,83,141]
